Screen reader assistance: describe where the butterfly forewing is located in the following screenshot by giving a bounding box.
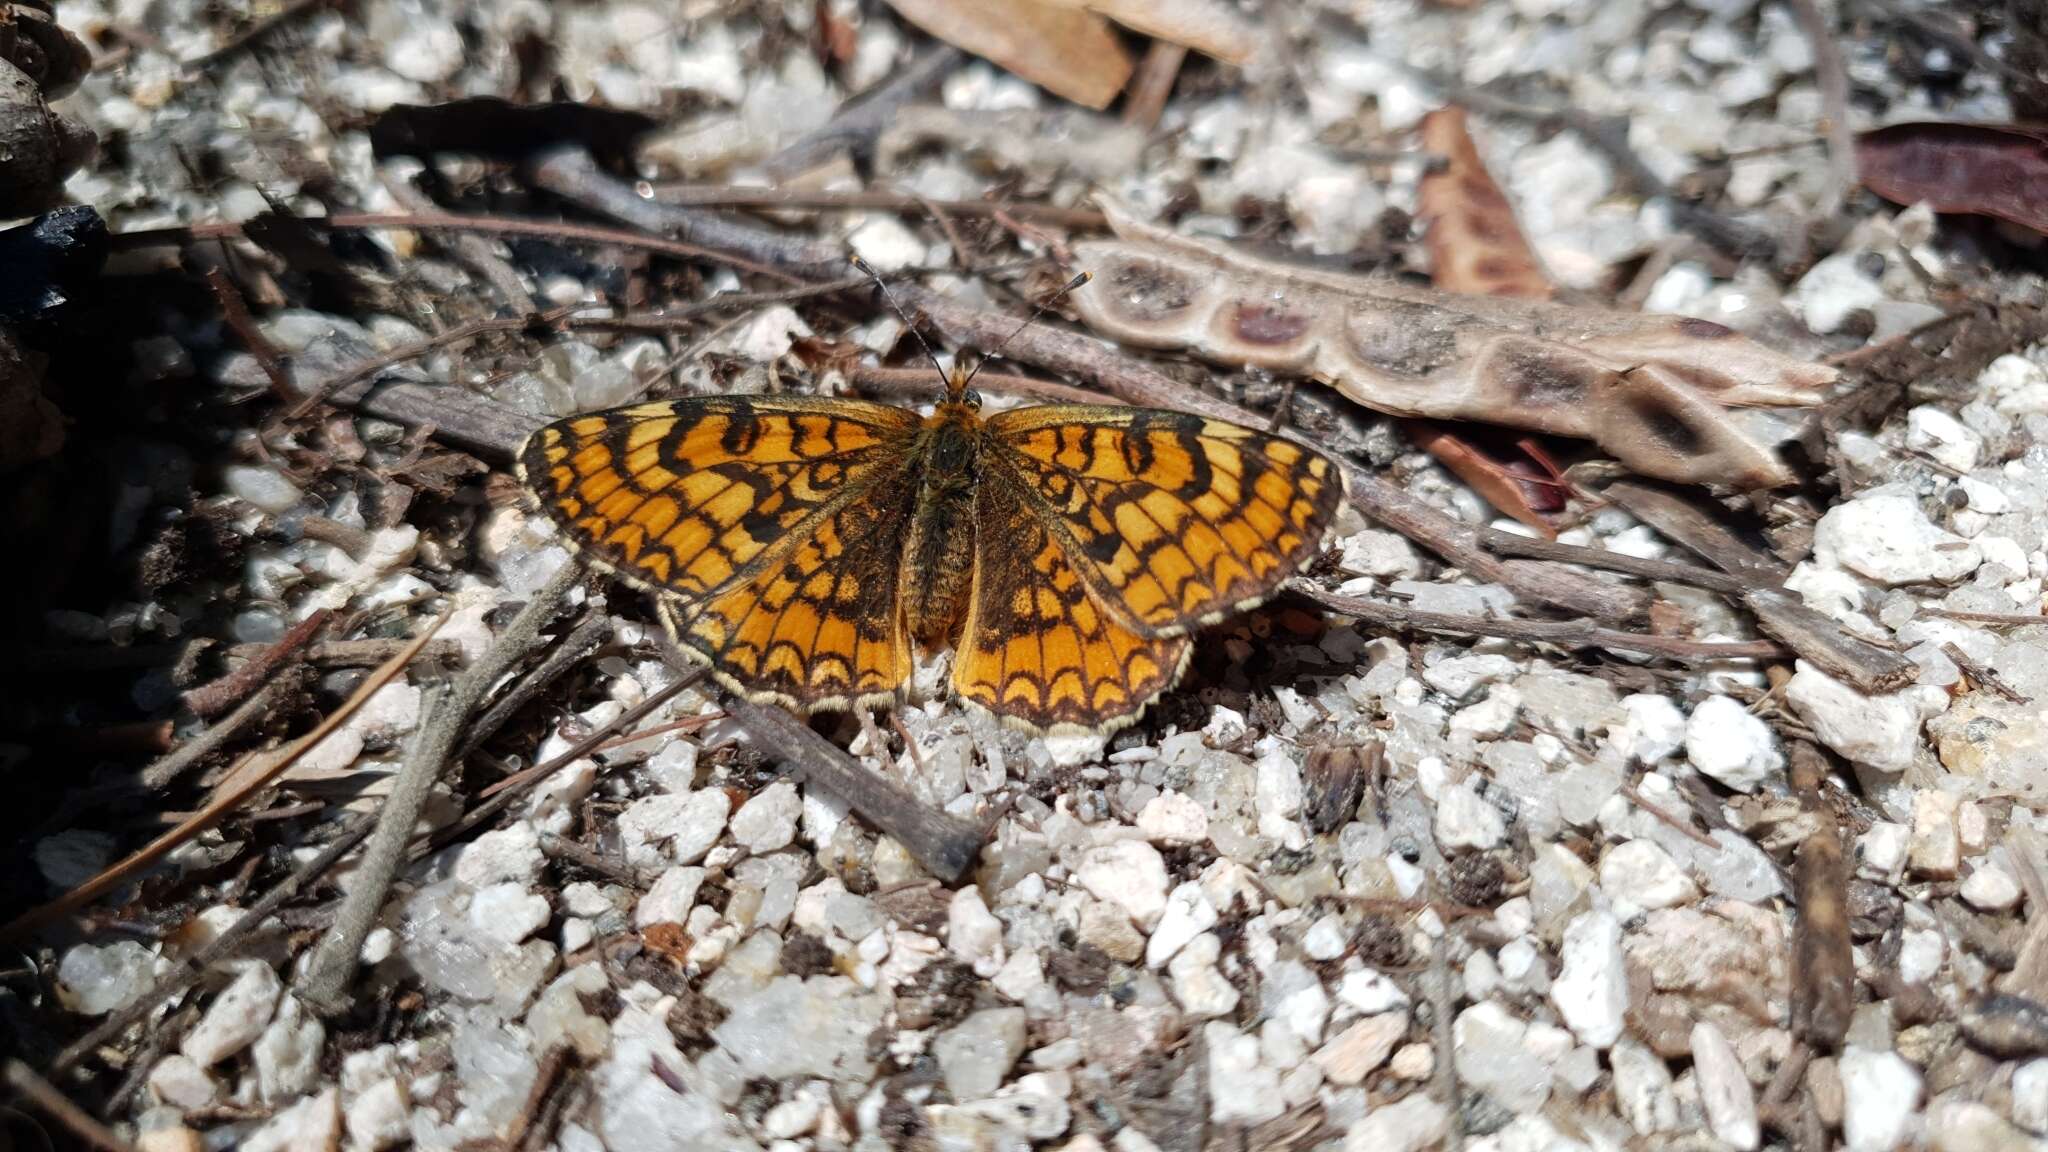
[520,395,923,710]
[983,405,1344,636]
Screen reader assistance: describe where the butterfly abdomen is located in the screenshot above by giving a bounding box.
[901,412,982,645]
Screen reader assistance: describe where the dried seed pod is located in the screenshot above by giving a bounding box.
[0,56,95,217]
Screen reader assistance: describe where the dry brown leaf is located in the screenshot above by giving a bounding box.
[1856,121,2048,237]
[1407,422,1562,538]
[883,0,1133,109]
[1417,106,1554,300]
[1042,0,1259,66]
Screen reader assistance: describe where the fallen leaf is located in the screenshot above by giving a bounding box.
[1407,421,1563,537]
[1856,121,2048,237]
[1044,0,1260,66]
[883,0,1133,109]
[1417,106,1553,299]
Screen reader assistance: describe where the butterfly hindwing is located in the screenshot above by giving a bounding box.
[983,404,1344,636]
[951,467,1191,732]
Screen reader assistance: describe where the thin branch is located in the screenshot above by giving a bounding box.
[112,210,823,283]
[1596,480,1791,584]
[852,364,1113,406]
[647,184,1109,231]
[1943,641,2032,704]
[54,814,375,1072]
[224,637,467,668]
[182,607,328,718]
[3,1060,137,1152]
[1786,0,1858,217]
[421,673,699,857]
[525,147,842,278]
[653,641,985,882]
[1921,607,2048,628]
[1745,588,1919,693]
[1300,585,1786,663]
[541,833,642,887]
[1,612,448,944]
[458,612,613,758]
[141,677,290,792]
[761,44,964,178]
[203,266,293,400]
[1475,525,1748,594]
[1620,778,1721,848]
[180,0,328,69]
[297,562,582,1013]
[382,169,537,313]
[285,306,585,419]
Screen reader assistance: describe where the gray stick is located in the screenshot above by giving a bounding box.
[295,561,583,1014]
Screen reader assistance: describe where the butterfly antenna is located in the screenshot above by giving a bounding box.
[852,255,949,385]
[964,270,1092,387]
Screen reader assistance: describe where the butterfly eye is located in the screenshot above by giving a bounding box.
[963,389,983,409]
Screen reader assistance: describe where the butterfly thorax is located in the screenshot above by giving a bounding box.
[901,403,983,646]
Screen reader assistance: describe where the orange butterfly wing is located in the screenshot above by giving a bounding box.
[520,396,923,711]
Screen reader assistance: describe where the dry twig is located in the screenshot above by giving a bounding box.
[1786,0,1859,217]
[649,183,1108,230]
[139,677,292,792]
[298,562,580,1013]
[653,641,985,881]
[1,613,447,943]
[1942,641,2033,703]
[1301,586,1785,663]
[181,607,328,718]
[54,814,376,1072]
[761,44,963,177]
[3,1059,136,1151]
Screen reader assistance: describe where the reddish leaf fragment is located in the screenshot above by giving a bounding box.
[1407,420,1562,538]
[883,0,1133,109]
[1856,122,2048,237]
[1417,106,1554,300]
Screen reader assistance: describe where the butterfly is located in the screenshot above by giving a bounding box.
[517,284,1345,733]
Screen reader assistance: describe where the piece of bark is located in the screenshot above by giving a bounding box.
[1789,741,1855,1051]
[882,0,1133,109]
[1416,106,1553,299]
[1598,479,1792,584]
[1303,739,1379,833]
[1744,589,1918,693]
[1068,202,1836,489]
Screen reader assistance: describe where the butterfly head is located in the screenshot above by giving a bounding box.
[944,352,984,410]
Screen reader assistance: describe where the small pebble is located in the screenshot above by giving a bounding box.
[1840,1047,1922,1152]
[1685,696,1782,792]
[1692,1022,1760,1150]
[180,960,282,1068]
